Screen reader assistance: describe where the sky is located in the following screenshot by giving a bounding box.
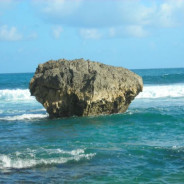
[0,0,184,73]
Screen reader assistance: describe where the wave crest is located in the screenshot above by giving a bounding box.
[0,89,34,101]
[0,113,48,121]
[136,84,184,99]
[1,84,184,101]
[0,148,95,170]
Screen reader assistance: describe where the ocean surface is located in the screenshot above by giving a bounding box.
[0,68,184,183]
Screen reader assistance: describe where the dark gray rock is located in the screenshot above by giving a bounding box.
[29,59,143,118]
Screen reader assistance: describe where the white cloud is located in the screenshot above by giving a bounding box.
[157,0,184,27]
[33,0,82,17]
[0,0,18,15]
[80,29,101,39]
[32,0,184,38]
[0,25,22,41]
[0,0,13,8]
[109,27,116,37]
[125,25,148,38]
[52,26,63,39]
[28,32,38,40]
[107,25,148,38]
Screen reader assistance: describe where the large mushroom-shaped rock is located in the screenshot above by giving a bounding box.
[29,59,143,118]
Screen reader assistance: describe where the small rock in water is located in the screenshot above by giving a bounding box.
[29,59,143,118]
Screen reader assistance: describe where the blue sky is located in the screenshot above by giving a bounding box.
[0,0,184,73]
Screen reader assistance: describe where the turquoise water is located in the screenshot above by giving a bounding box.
[0,68,184,183]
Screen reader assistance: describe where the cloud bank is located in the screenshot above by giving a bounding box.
[32,0,184,39]
[1,0,184,40]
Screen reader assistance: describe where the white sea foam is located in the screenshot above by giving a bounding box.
[0,113,48,121]
[0,148,95,169]
[136,84,184,99]
[0,89,34,101]
[45,148,85,155]
[2,84,183,102]
[0,109,46,115]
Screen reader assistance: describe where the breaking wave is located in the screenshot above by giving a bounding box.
[0,148,95,170]
[137,84,184,99]
[1,84,184,102]
[0,89,34,101]
[0,113,48,121]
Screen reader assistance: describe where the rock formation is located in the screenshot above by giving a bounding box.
[29,59,143,118]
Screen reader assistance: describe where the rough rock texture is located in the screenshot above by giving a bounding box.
[29,59,143,118]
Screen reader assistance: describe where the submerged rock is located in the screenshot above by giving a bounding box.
[29,59,143,118]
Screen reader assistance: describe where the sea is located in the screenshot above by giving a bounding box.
[0,68,184,183]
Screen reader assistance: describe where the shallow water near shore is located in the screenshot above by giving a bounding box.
[0,68,184,183]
